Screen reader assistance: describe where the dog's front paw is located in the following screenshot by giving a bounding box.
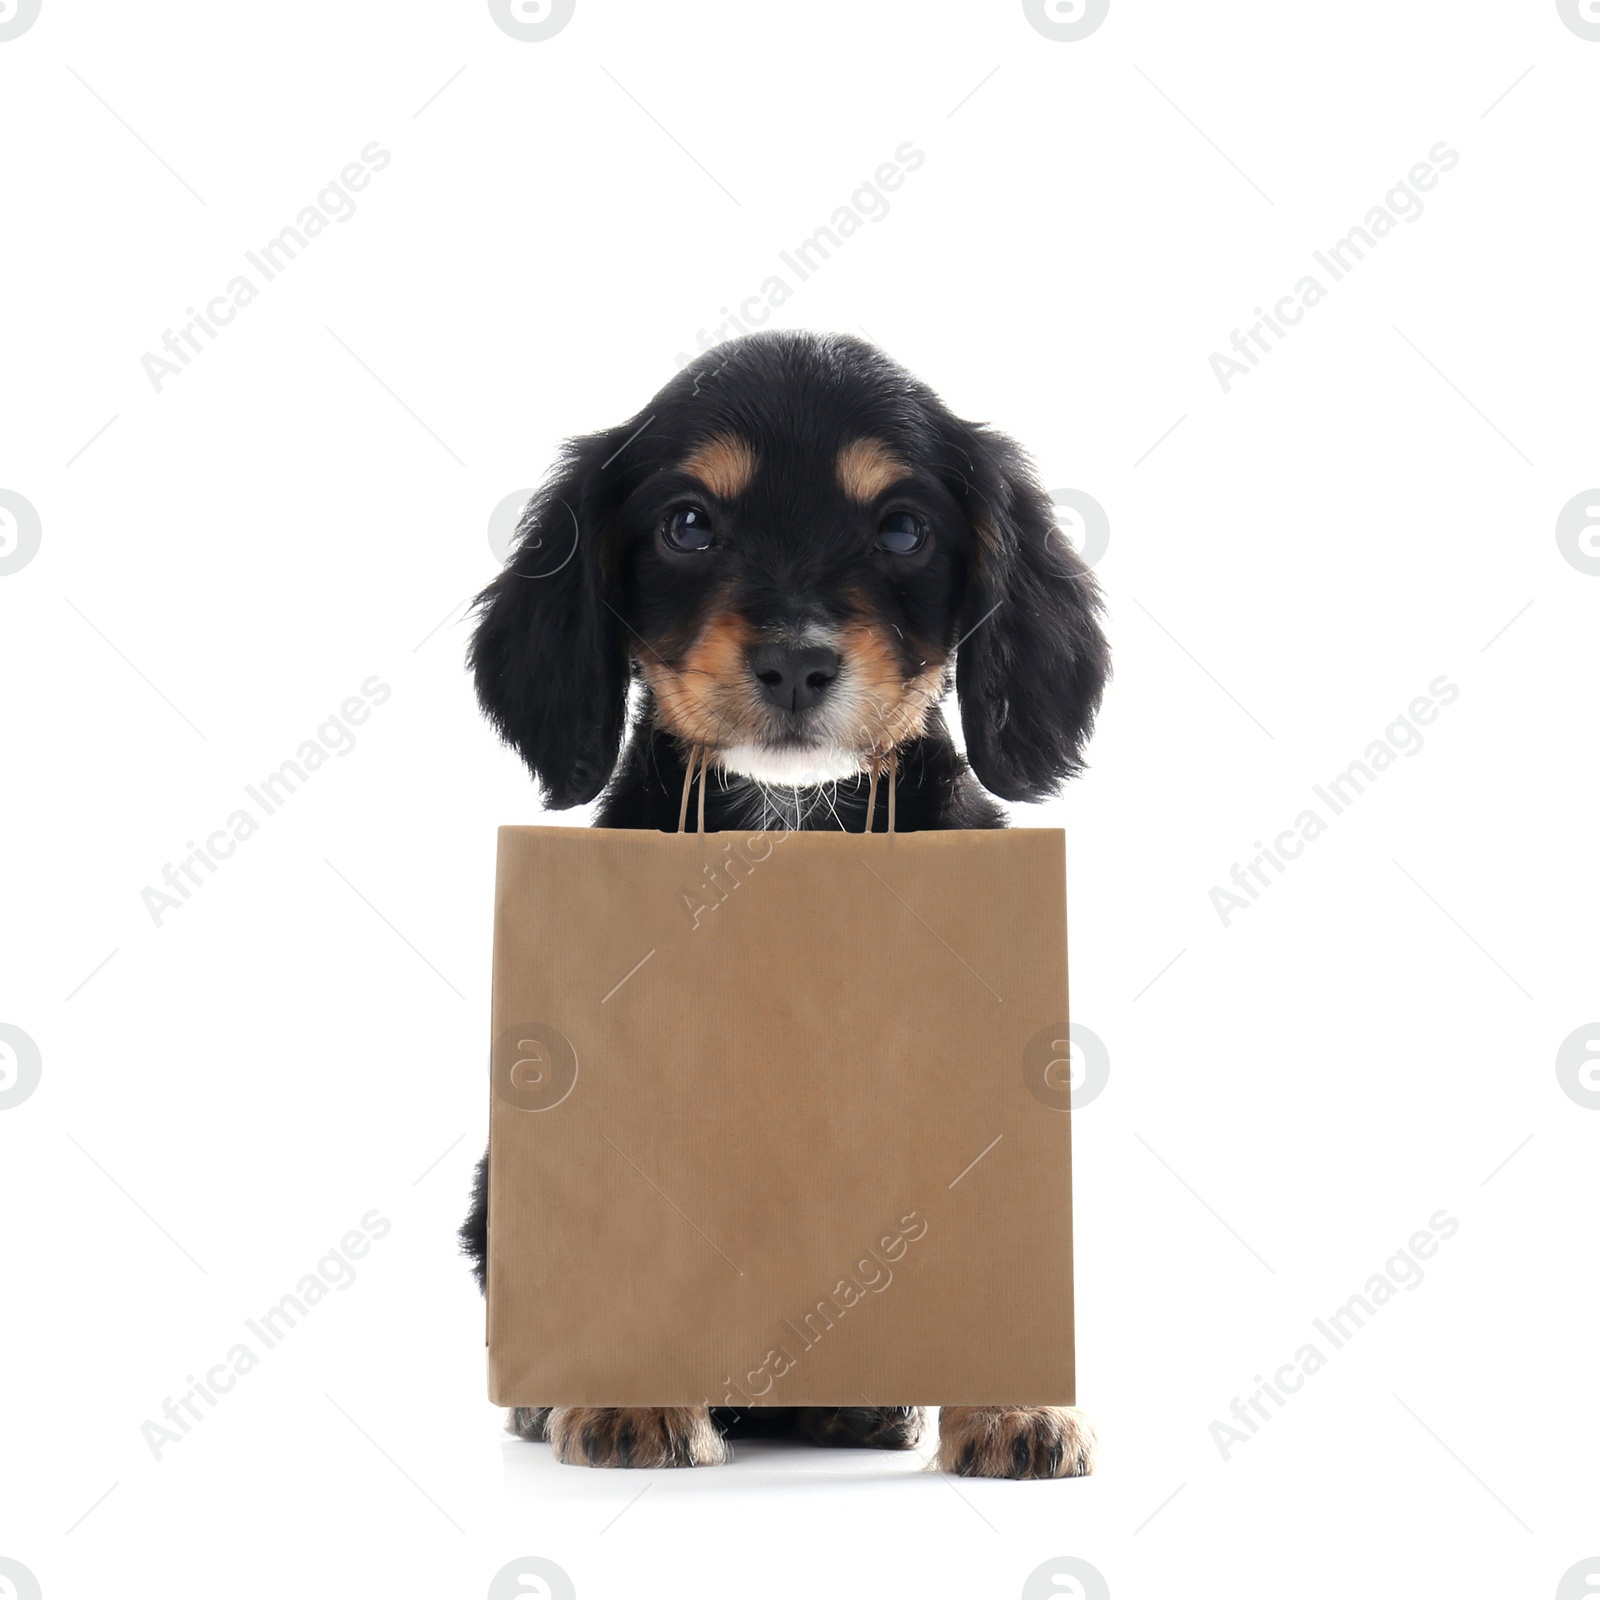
[506,1406,553,1442]
[546,1406,729,1468]
[936,1406,1097,1480]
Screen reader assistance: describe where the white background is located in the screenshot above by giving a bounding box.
[2,2,1597,1596]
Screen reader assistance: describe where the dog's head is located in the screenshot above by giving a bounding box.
[471,331,1108,806]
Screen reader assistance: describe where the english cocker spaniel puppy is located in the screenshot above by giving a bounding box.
[461,330,1108,1479]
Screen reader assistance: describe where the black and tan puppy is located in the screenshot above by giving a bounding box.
[461,330,1108,1479]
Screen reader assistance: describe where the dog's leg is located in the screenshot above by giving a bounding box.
[796,1405,925,1450]
[506,1407,553,1442]
[936,1406,1097,1480]
[544,1406,728,1468]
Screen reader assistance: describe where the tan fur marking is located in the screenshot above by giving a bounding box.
[643,607,946,759]
[680,434,758,500]
[838,619,947,753]
[836,438,908,503]
[641,610,756,746]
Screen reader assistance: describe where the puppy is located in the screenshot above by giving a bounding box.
[461,330,1108,1479]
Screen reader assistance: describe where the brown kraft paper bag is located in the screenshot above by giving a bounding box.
[486,822,1077,1408]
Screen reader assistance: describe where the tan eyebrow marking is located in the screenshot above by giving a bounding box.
[836,438,908,503]
[679,434,758,500]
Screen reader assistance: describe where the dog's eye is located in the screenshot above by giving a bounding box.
[663,506,714,552]
[876,511,925,555]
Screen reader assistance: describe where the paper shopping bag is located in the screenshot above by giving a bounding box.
[486,823,1077,1407]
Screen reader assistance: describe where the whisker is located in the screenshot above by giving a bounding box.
[817,782,845,830]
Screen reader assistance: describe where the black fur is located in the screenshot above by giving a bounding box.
[469,429,635,808]
[458,330,1109,1453]
[950,430,1110,802]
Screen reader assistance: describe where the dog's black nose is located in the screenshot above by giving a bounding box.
[749,643,841,712]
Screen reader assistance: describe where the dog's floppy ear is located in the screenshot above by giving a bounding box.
[469,428,633,807]
[951,428,1110,803]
